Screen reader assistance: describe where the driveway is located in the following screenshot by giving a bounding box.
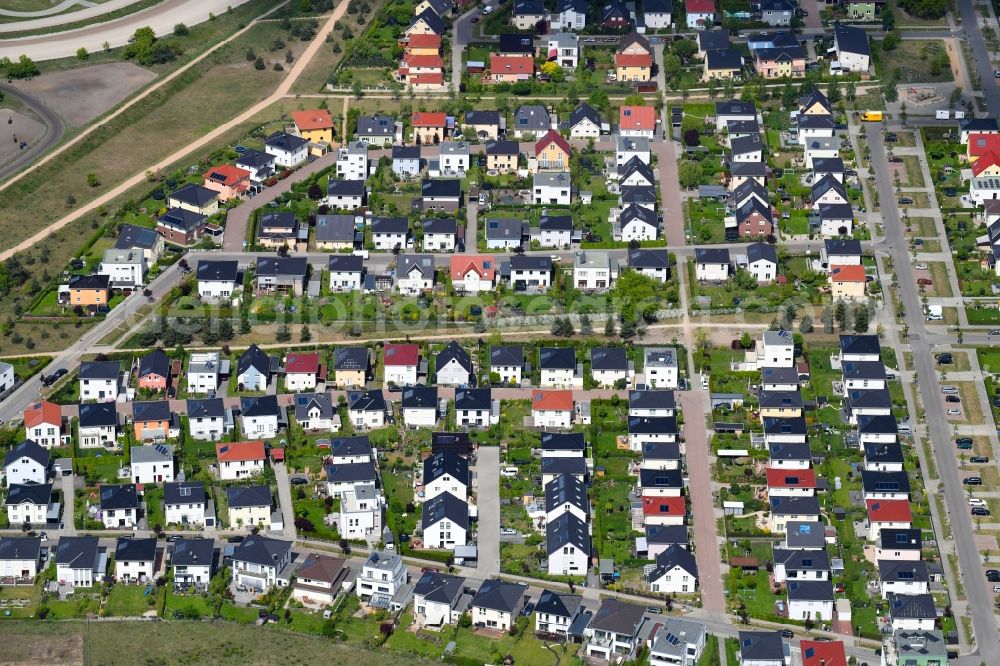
[59,473,77,536]
[272,461,298,541]
[464,200,478,253]
[475,446,500,576]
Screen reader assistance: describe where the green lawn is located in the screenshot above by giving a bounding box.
[104,584,162,617]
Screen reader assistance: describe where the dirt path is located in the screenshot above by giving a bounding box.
[0,0,346,262]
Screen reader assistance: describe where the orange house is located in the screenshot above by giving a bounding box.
[132,401,173,441]
[489,54,534,83]
[203,165,251,202]
[534,130,571,171]
[67,274,110,307]
[411,111,448,144]
[291,109,336,144]
[406,33,442,56]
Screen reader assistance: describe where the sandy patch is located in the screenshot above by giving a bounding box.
[2,631,83,665]
[0,107,44,166]
[15,61,155,126]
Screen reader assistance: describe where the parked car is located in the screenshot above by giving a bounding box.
[971,456,990,463]
[936,353,953,364]
[957,440,972,450]
[973,507,991,516]
[946,395,961,403]
[947,408,961,415]
[957,437,973,446]
[964,477,983,485]
[898,196,913,204]
[917,278,932,285]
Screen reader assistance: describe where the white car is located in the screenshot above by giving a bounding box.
[914,263,928,270]
[970,498,987,507]
[947,409,961,415]
[482,5,493,14]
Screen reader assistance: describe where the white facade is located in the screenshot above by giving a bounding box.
[491,363,521,385]
[198,278,237,301]
[533,407,573,429]
[423,515,468,550]
[0,363,13,394]
[384,364,418,387]
[456,405,493,428]
[27,420,61,449]
[339,488,383,541]
[761,335,794,368]
[165,499,206,526]
[189,414,227,441]
[404,406,437,428]
[0,550,38,580]
[4,455,47,486]
[100,251,147,288]
[372,230,407,251]
[285,371,316,393]
[131,455,175,485]
[424,230,456,252]
[473,605,517,632]
[349,407,385,430]
[266,141,308,168]
[541,367,577,388]
[337,144,369,181]
[187,353,220,394]
[695,261,730,282]
[7,500,47,526]
[425,475,468,504]
[548,542,588,576]
[218,457,264,481]
[533,176,572,205]
[747,258,777,284]
[58,561,99,587]
[115,556,154,582]
[230,503,271,528]
[102,506,136,529]
[648,564,697,594]
[621,217,657,242]
[80,377,118,403]
[356,553,407,600]
[329,266,362,292]
[788,598,833,621]
[237,366,268,393]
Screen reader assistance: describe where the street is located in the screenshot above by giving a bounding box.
[475,446,501,577]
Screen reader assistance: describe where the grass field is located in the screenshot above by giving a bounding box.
[875,39,955,84]
[1,619,437,665]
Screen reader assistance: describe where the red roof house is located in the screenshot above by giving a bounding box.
[285,352,320,375]
[619,105,656,134]
[412,112,448,128]
[202,164,251,201]
[972,150,1000,176]
[451,255,497,284]
[641,495,687,525]
[765,467,818,490]
[291,109,334,133]
[24,401,61,429]
[968,133,1000,161]
[489,54,534,82]
[384,343,420,367]
[866,499,912,523]
[800,640,847,666]
[216,440,266,463]
[531,389,574,412]
[535,129,571,158]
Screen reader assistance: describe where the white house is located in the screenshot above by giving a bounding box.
[0,361,13,395]
[643,0,673,28]
[535,590,584,637]
[325,461,377,500]
[79,361,120,403]
[591,347,630,388]
[470,580,527,631]
[172,538,215,590]
[187,398,230,441]
[23,401,61,449]
[339,485,383,542]
[99,484,138,529]
[215,441,266,481]
[619,204,658,242]
[490,346,524,385]
[422,218,457,252]
[455,388,493,428]
[55,536,104,587]
[130,444,175,484]
[533,172,572,205]
[546,512,590,576]
[226,485,272,528]
[383,343,419,386]
[646,544,699,594]
[230,535,293,592]
[0,536,41,581]
[356,551,407,602]
[294,393,338,432]
[694,248,731,281]
[538,214,573,249]
[326,179,366,210]
[371,217,409,251]
[423,452,469,503]
[540,347,578,388]
[163,481,209,526]
[264,132,309,168]
[402,386,438,428]
[833,24,871,73]
[348,390,387,429]
[328,255,364,292]
[396,254,436,295]
[879,560,930,599]
[648,618,707,666]
[337,141,369,181]
[786,580,834,621]
[2,440,49,486]
[509,256,553,292]
[197,260,239,301]
[240,395,281,441]
[532,390,575,429]
[760,330,795,368]
[5,483,51,526]
[745,242,778,284]
[422,492,469,550]
[555,0,587,30]
[99,249,147,289]
[413,572,468,627]
[236,344,271,392]
[644,348,679,389]
[114,537,156,583]
[585,599,647,662]
[574,251,618,291]
[284,352,320,392]
[436,341,473,387]
[187,353,221,395]
[438,141,471,176]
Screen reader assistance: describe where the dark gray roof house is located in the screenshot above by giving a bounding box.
[115,224,161,252]
[547,511,590,556]
[589,599,646,637]
[471,579,527,614]
[422,491,469,532]
[186,397,225,420]
[163,481,206,506]
[226,485,272,508]
[115,536,156,563]
[414,571,466,605]
[349,390,387,413]
[3,439,50,469]
[738,631,785,663]
[424,451,469,487]
[231,534,292,568]
[79,360,120,380]
[99,484,138,511]
[316,215,359,244]
[591,347,627,372]
[197,260,238,283]
[540,346,576,370]
[514,105,551,134]
[294,392,334,422]
[6,482,52,507]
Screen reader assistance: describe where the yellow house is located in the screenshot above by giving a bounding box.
[799,90,832,116]
[404,12,441,39]
[292,110,335,145]
[67,274,109,307]
[829,265,867,302]
[334,367,365,388]
[703,49,743,81]
[486,140,519,174]
[167,184,220,216]
[414,0,449,16]
[759,391,803,420]
[615,32,653,83]
[332,348,367,388]
[535,130,571,171]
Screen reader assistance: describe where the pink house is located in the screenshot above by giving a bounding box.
[753,48,806,79]
[138,349,170,391]
[202,164,251,202]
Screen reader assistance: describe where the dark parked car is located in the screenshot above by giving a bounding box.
[957,440,973,450]
[290,476,309,485]
[898,196,913,204]
[227,535,245,543]
[936,353,953,364]
[521,602,535,617]
[780,629,794,639]
[973,507,991,516]
[957,437,973,446]
[946,395,961,403]
[971,456,990,463]
[885,133,898,142]
[964,477,983,485]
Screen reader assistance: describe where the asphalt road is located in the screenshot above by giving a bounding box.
[0,0,145,31]
[476,445,500,577]
[273,461,298,541]
[869,125,1000,664]
[0,82,65,182]
[0,0,253,61]
[956,0,1000,117]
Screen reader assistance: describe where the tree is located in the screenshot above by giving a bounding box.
[673,39,696,63]
[661,54,682,81]
[307,182,323,200]
[949,86,963,109]
[173,23,189,36]
[853,305,869,332]
[276,325,291,342]
[254,57,266,70]
[741,331,752,349]
[834,299,848,331]
[799,314,813,334]
[4,54,39,79]
[731,268,757,291]
[76,47,89,61]
[781,80,796,109]
[707,77,719,99]
[86,173,100,188]
[827,79,841,105]
[587,89,610,111]
[580,312,593,335]
[300,325,312,342]
[822,306,834,334]
[678,161,701,189]
[682,128,700,147]
[882,31,901,51]
[845,80,857,101]
[783,302,797,325]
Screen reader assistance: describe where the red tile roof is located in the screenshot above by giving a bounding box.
[402,54,444,68]
[203,164,251,187]
[535,129,571,158]
[412,111,447,127]
[800,640,847,666]
[407,33,442,49]
[285,352,320,374]
[641,495,686,517]
[830,264,866,283]
[686,0,716,12]
[972,150,1000,176]
[615,52,653,68]
[384,343,420,367]
[216,440,266,463]
[451,255,496,281]
[968,132,1000,159]
[24,401,60,428]
[619,105,656,131]
[490,53,534,75]
[532,390,574,412]
[411,73,445,85]
[291,109,334,131]
[766,467,817,489]
[866,499,912,523]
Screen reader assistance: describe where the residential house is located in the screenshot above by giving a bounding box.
[887,593,937,632]
[540,346,578,388]
[768,496,822,533]
[99,248,146,288]
[787,580,834,621]
[541,431,586,458]
[230,535,292,592]
[256,212,301,250]
[513,105,552,139]
[547,511,590,575]
[422,491,468,549]
[819,203,853,237]
[411,112,449,144]
[866,499,912,541]
[879,560,930,599]
[24,401,61,448]
[648,618,707,666]
[294,393,337,432]
[489,54,534,82]
[574,250,617,290]
[646,543,698,594]
[5,482,51,526]
[423,451,469,502]
[695,248,731,281]
[512,0,547,29]
[757,0,795,25]
[703,48,742,80]
[685,0,716,27]
[753,45,806,78]
[332,347,368,388]
[137,349,170,392]
[412,571,470,626]
[533,390,575,428]
[422,218,457,252]
[536,130,571,171]
[79,360,120,402]
[215,440,266,481]
[197,260,239,301]
[355,114,398,146]
[548,32,579,69]
[370,216,409,251]
[797,114,835,147]
[486,217,526,249]
[619,105,656,138]
[337,141,370,181]
[55,536,105,587]
[396,253,436,295]
[240,395,282,440]
[630,390,676,418]
[745,242,778,283]
[186,353,222,395]
[833,24,871,73]
[156,206,208,245]
[535,590,585,636]
[99,484,138,529]
[541,457,587,486]
[326,179,366,210]
[960,117,1000,144]
[420,179,461,212]
[697,29,730,57]
[471,580,527,631]
[115,223,164,262]
[227,485,272,528]
[436,341,473,387]
[130,443,175,483]
[555,0,587,30]
[569,103,603,139]
[533,172,572,205]
[485,140,520,174]
[356,551,407,603]
[172,537,215,590]
[628,248,670,283]
[264,131,309,167]
[645,348,679,389]
[392,145,421,179]
[585,599,647,662]
[591,347,630,388]
[114,537,156,583]
[601,1,630,30]
[615,32,653,82]
[464,110,502,140]
[731,134,764,163]
[0,536,41,582]
[450,255,496,293]
[490,346,524,385]
[402,386,438,428]
[619,203,659,242]
[236,344,273,391]
[643,0,674,28]
[167,184,219,217]
[737,631,786,666]
[339,485,382,541]
[893,631,946,666]
[315,214,359,251]
[438,141,471,176]
[235,149,276,184]
[163,481,209,526]
[348,390,388,429]
[291,108,335,144]
[3,440,50,486]
[202,164,250,202]
[830,265,867,302]
[328,255,364,293]
[284,352,320,392]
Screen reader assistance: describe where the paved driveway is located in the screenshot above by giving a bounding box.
[272,462,298,541]
[476,446,500,576]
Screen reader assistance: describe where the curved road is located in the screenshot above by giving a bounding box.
[0,0,145,32]
[0,82,64,181]
[0,0,252,61]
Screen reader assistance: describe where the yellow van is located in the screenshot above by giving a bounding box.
[860,111,883,122]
